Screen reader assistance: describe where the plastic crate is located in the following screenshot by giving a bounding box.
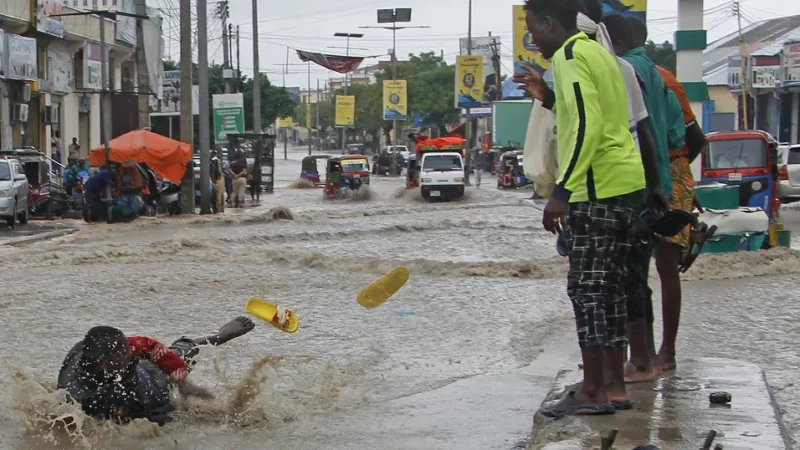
[695,185,740,210]
[741,233,766,252]
[702,234,743,253]
[777,230,792,248]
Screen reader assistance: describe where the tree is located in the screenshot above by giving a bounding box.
[645,41,677,75]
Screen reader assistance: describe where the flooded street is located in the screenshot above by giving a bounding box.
[2,147,800,449]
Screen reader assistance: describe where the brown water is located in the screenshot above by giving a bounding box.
[2,148,800,449]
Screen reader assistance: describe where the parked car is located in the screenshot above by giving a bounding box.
[0,158,30,227]
[382,145,411,165]
[778,144,800,203]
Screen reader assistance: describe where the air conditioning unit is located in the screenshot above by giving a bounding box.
[14,84,32,103]
[12,104,29,123]
[42,105,60,124]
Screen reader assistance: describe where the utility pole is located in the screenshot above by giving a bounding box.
[308,62,312,156]
[252,0,261,132]
[179,0,194,213]
[135,0,151,129]
[465,0,473,159]
[236,25,241,94]
[316,79,321,151]
[490,36,501,101]
[218,1,231,94]
[284,47,289,159]
[334,32,364,152]
[198,0,212,214]
[361,9,427,157]
[734,1,749,129]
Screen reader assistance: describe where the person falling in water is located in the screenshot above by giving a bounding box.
[58,317,254,425]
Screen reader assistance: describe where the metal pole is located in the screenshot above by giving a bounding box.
[198,0,211,214]
[236,25,241,94]
[222,3,231,94]
[341,37,350,152]
[316,79,321,151]
[308,62,312,156]
[252,0,261,132]
[465,0,473,174]
[392,24,397,155]
[734,1,749,129]
[179,0,195,213]
[99,16,110,172]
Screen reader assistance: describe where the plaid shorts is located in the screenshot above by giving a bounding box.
[564,193,640,349]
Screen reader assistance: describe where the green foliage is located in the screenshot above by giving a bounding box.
[645,40,677,75]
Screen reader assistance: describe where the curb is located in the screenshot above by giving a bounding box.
[3,228,79,247]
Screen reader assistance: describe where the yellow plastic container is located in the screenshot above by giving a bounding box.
[246,298,299,333]
[357,266,410,309]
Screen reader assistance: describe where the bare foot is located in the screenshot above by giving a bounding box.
[207,316,255,346]
[655,351,677,372]
[624,361,662,384]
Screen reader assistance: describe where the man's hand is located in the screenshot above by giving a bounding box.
[647,186,669,212]
[512,66,548,102]
[177,379,214,400]
[542,197,567,234]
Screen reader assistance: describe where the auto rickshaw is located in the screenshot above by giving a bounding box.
[702,130,780,218]
[324,155,370,197]
[497,150,531,189]
[300,155,329,186]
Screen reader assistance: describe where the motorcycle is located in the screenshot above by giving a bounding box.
[69,171,90,211]
[158,181,182,215]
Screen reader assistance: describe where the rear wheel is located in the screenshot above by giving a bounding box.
[6,203,16,228]
[17,205,28,225]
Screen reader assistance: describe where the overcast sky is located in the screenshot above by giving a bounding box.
[149,0,800,88]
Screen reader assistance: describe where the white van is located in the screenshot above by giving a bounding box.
[419,152,465,201]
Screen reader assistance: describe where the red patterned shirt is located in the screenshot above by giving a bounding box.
[127,337,188,382]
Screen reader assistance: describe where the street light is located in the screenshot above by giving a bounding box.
[360,9,428,155]
[333,32,363,152]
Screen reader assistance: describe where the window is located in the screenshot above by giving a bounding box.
[422,155,463,172]
[788,148,800,165]
[0,162,10,181]
[706,139,767,169]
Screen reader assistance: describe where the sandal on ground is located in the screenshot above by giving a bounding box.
[679,223,718,274]
[610,399,635,411]
[540,392,615,418]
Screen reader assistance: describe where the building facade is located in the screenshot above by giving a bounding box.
[0,0,162,162]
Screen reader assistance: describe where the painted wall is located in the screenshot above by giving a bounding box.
[0,0,30,21]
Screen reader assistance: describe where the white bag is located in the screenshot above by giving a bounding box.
[698,207,770,234]
[523,100,558,199]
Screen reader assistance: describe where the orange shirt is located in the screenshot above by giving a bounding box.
[657,66,697,160]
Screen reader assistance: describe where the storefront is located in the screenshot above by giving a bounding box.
[6,33,38,148]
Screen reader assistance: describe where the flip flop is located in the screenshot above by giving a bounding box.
[556,230,568,257]
[611,399,635,411]
[679,224,718,274]
[641,209,696,237]
[540,392,615,418]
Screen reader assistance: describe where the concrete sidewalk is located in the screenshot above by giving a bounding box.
[528,358,793,450]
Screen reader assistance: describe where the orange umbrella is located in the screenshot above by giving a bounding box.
[90,129,193,183]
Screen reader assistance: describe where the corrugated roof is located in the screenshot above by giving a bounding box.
[704,15,800,85]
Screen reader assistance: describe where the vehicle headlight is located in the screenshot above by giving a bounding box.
[422,178,432,183]
[752,181,762,191]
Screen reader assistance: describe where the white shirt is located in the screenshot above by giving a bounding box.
[617,57,648,150]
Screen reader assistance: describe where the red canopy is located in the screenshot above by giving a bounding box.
[90,129,193,183]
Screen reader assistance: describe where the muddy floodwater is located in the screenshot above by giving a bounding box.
[2,147,800,449]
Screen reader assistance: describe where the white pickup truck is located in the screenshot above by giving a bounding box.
[419,151,465,201]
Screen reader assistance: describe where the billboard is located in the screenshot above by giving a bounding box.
[785,42,800,87]
[513,1,647,76]
[455,55,484,109]
[35,0,65,38]
[513,5,551,77]
[116,0,138,45]
[278,117,292,128]
[212,93,245,142]
[335,95,355,126]
[460,36,500,104]
[7,34,38,81]
[383,80,407,121]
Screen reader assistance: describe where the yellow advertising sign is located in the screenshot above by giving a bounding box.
[383,80,407,121]
[513,5,551,76]
[456,55,484,108]
[278,116,292,128]
[335,95,355,126]
[306,103,312,129]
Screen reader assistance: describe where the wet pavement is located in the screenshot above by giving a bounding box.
[1,146,800,449]
[531,358,791,449]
